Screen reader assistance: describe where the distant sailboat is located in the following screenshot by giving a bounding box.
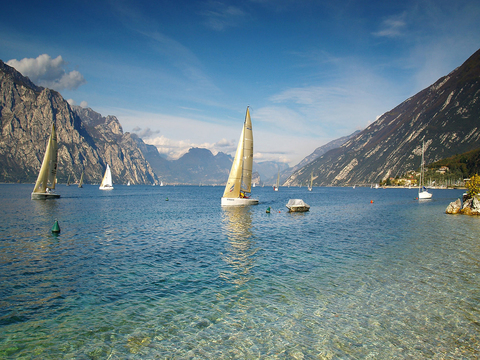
[274,171,279,191]
[160,181,164,186]
[67,175,71,186]
[78,171,84,188]
[99,164,114,190]
[308,171,313,191]
[127,180,130,186]
[221,107,258,206]
[418,141,432,200]
[31,124,60,200]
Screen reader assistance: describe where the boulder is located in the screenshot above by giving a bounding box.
[445,199,462,214]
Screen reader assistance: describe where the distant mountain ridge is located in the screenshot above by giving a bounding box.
[0,59,157,185]
[286,48,480,186]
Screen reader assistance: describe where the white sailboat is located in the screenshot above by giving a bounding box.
[418,141,432,200]
[99,164,114,190]
[308,171,313,191]
[273,171,279,191]
[31,124,60,200]
[221,107,258,206]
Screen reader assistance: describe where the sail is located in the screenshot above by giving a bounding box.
[78,171,84,188]
[33,124,58,194]
[223,123,245,198]
[100,164,113,188]
[241,107,253,193]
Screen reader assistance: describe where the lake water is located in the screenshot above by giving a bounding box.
[1,184,479,359]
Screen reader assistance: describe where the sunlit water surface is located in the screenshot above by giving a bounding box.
[1,184,479,359]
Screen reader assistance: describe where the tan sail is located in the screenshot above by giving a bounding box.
[221,107,258,206]
[78,171,84,188]
[223,122,245,199]
[241,107,253,193]
[32,124,60,199]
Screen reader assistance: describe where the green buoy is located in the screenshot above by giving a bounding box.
[266,206,271,213]
[51,220,60,233]
[166,197,169,201]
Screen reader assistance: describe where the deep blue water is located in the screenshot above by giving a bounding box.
[1,184,479,359]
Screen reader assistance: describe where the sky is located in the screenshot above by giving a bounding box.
[1,0,480,166]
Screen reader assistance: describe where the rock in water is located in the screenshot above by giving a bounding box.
[445,199,461,214]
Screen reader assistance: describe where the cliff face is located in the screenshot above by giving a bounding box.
[0,60,157,185]
[286,48,480,186]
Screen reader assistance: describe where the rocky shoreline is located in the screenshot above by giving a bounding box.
[446,195,480,215]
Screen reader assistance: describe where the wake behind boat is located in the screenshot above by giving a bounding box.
[99,164,114,190]
[31,124,60,200]
[221,107,258,206]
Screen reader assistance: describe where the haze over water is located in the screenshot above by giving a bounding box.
[1,184,479,358]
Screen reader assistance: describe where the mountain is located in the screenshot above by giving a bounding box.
[0,59,157,185]
[286,48,480,186]
[429,147,480,178]
[278,130,361,185]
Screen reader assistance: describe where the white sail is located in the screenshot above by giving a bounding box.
[221,107,258,206]
[31,124,60,199]
[308,171,313,191]
[99,164,114,190]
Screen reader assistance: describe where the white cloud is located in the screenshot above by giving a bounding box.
[201,3,246,31]
[7,54,86,90]
[373,13,407,38]
[144,135,233,159]
[67,99,88,108]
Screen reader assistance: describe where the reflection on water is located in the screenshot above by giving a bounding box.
[220,207,258,286]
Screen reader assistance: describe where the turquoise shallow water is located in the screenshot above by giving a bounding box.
[0,184,479,359]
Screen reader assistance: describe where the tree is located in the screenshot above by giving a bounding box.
[465,174,480,197]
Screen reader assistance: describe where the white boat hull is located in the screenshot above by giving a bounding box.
[221,197,259,206]
[99,185,114,190]
[418,190,432,199]
[31,192,61,200]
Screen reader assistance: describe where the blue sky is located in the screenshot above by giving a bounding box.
[2,0,480,166]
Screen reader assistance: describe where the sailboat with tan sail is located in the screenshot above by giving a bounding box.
[221,107,258,206]
[31,124,60,200]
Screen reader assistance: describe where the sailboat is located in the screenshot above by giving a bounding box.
[66,175,71,186]
[221,107,258,206]
[308,171,313,191]
[31,124,60,200]
[418,141,432,200]
[78,171,84,188]
[99,164,114,190]
[273,171,279,191]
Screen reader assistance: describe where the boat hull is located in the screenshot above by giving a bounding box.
[221,197,259,206]
[99,186,114,190]
[418,190,432,199]
[286,205,310,212]
[31,192,61,200]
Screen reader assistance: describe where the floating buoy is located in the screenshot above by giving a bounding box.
[370,200,374,203]
[51,220,60,233]
[166,197,169,201]
[266,206,270,213]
